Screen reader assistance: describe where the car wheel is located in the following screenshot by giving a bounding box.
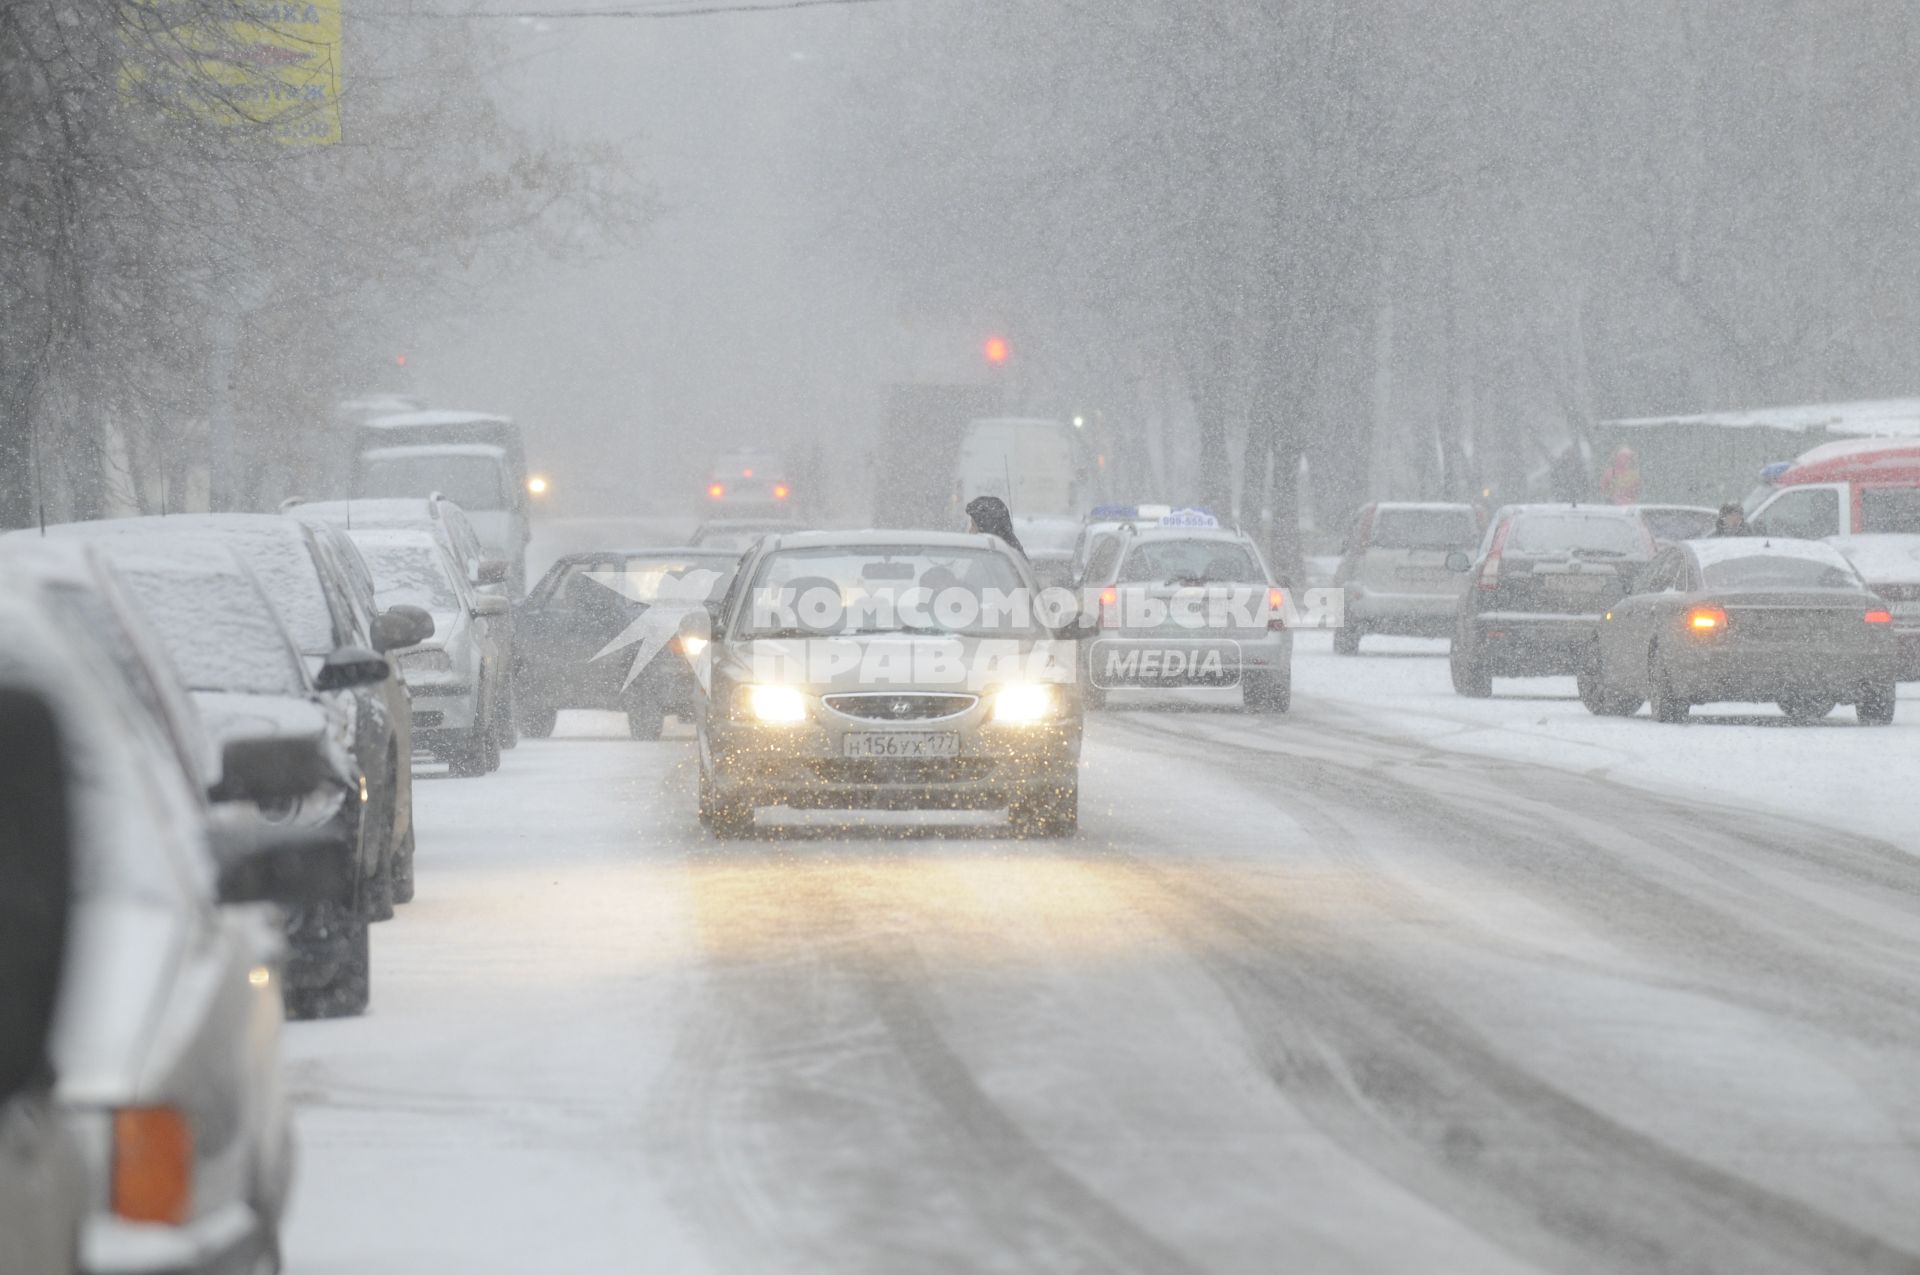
[1334,623,1363,656]
[1010,781,1078,838]
[495,682,519,751]
[1242,671,1290,714]
[362,779,395,922]
[1856,681,1897,726]
[626,695,665,741]
[392,820,415,905]
[1450,636,1492,698]
[367,855,395,923]
[1779,693,1836,723]
[286,899,370,1020]
[697,766,753,837]
[519,706,557,739]
[447,724,490,776]
[1648,651,1689,723]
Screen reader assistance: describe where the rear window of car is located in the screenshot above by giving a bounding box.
[1369,508,1478,551]
[1506,514,1647,557]
[358,540,462,613]
[119,567,306,697]
[1119,540,1262,584]
[1701,554,1861,590]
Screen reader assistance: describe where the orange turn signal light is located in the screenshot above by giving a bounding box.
[772,483,790,500]
[1687,606,1727,632]
[113,1107,192,1225]
[706,483,724,500]
[1866,609,1893,625]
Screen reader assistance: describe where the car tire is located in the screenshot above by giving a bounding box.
[626,695,665,741]
[495,682,519,751]
[1779,693,1836,723]
[368,855,395,923]
[362,777,395,922]
[1334,623,1363,656]
[392,821,415,905]
[519,706,557,739]
[1010,781,1078,838]
[1450,636,1492,698]
[447,724,492,777]
[286,898,370,1020]
[698,766,753,838]
[1242,671,1291,713]
[1648,651,1689,723]
[1856,681,1897,726]
[1577,663,1642,717]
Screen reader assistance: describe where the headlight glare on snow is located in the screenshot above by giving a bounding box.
[992,683,1058,725]
[740,684,807,724]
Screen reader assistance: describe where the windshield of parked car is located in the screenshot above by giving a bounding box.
[360,455,508,511]
[741,545,1034,637]
[118,566,305,696]
[356,539,463,616]
[1119,540,1262,584]
[1369,508,1479,551]
[1506,514,1647,558]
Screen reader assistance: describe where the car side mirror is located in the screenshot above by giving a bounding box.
[372,605,435,653]
[473,593,511,618]
[702,598,726,641]
[476,559,509,586]
[315,646,390,692]
[210,733,329,804]
[210,821,355,907]
[1445,551,1472,573]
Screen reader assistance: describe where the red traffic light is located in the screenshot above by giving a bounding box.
[983,336,1010,365]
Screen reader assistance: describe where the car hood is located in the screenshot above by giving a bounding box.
[721,632,1075,694]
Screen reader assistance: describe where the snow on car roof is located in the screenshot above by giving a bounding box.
[1685,537,1854,569]
[360,443,507,460]
[1828,534,1920,582]
[1609,396,1920,438]
[1500,503,1644,518]
[1372,501,1478,512]
[291,497,436,522]
[763,529,1004,552]
[365,409,513,429]
[1121,526,1255,545]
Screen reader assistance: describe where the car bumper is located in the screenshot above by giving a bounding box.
[1663,645,1902,702]
[706,722,1081,811]
[84,1200,273,1275]
[1347,588,1460,632]
[1471,612,1603,675]
[408,682,478,732]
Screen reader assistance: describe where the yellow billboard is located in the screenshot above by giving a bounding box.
[124,0,342,146]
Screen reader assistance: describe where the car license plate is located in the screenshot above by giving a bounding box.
[842,732,960,759]
[1546,574,1609,593]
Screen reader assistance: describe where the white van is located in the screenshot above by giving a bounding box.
[954,418,1083,520]
[356,443,529,593]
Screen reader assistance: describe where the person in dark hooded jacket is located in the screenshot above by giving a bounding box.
[965,495,1026,558]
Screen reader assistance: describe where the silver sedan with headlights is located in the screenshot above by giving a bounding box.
[695,531,1086,837]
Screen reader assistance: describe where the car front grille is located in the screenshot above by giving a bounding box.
[806,758,997,784]
[823,693,978,722]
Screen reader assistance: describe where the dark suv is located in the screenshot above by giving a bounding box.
[1446,504,1655,697]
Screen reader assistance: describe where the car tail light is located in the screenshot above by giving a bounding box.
[1267,587,1287,631]
[772,483,790,501]
[707,483,724,500]
[113,1107,192,1225]
[1099,586,1119,629]
[1866,608,1893,625]
[1686,606,1727,633]
[1478,520,1511,592]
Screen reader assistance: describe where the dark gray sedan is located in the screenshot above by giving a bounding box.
[1580,538,1900,723]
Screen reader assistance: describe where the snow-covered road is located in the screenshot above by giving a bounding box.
[283,630,1920,1273]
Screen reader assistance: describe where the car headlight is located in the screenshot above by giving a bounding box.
[676,634,709,657]
[738,684,807,724]
[401,648,453,674]
[993,683,1060,725]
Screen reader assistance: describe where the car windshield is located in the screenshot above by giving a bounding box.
[360,455,508,511]
[1119,540,1261,584]
[357,540,462,614]
[741,545,1034,636]
[1506,514,1646,557]
[1370,508,1478,550]
[117,566,304,696]
[1701,554,1861,590]
[1640,508,1719,541]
